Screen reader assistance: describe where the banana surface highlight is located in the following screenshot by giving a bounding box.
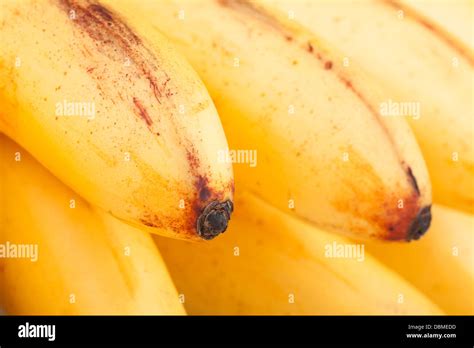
[0,134,186,315]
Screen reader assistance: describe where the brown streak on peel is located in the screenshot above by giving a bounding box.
[88,2,141,44]
[140,219,157,228]
[143,68,162,104]
[333,75,422,198]
[186,148,217,206]
[384,0,474,65]
[196,176,212,201]
[56,0,174,109]
[337,75,408,162]
[89,3,113,23]
[132,97,153,126]
[162,77,174,97]
[217,0,295,39]
[405,165,420,195]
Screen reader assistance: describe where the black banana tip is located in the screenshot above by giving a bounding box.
[407,205,432,241]
[197,200,233,240]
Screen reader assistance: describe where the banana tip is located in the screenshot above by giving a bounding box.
[406,205,432,241]
[197,200,234,240]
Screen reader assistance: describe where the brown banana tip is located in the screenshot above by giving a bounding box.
[406,205,432,241]
[197,200,233,240]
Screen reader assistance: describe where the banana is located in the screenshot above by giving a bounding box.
[155,192,443,315]
[263,0,474,214]
[105,0,432,241]
[0,0,234,241]
[361,204,474,315]
[396,0,474,52]
[0,134,186,315]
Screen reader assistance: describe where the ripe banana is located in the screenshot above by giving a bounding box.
[396,0,474,52]
[0,134,186,315]
[154,192,443,315]
[361,204,474,315]
[0,0,234,241]
[105,0,432,241]
[263,0,474,214]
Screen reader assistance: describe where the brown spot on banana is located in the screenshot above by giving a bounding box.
[331,150,430,241]
[54,0,233,239]
[187,149,233,240]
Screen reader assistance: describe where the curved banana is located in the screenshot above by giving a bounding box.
[263,0,474,214]
[105,0,432,241]
[0,134,186,315]
[395,0,474,52]
[155,192,442,315]
[0,0,234,241]
[362,205,474,314]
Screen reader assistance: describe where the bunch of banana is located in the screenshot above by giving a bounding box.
[261,0,474,213]
[0,0,234,241]
[0,0,472,317]
[0,135,185,315]
[154,192,442,315]
[104,0,433,241]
